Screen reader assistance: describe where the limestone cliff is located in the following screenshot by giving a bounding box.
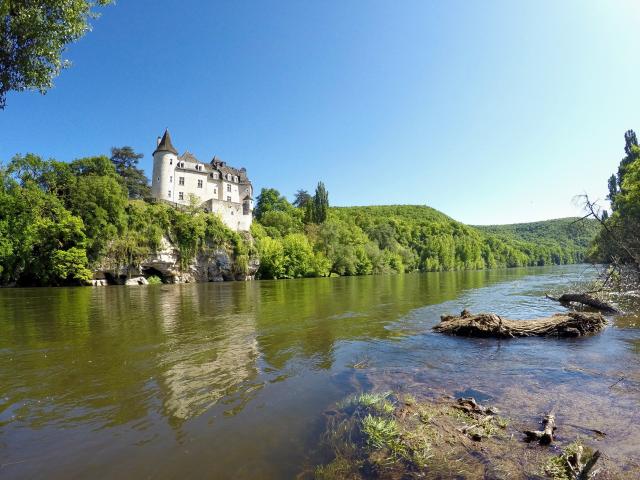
[91,235,259,286]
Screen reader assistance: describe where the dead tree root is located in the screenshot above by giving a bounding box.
[433,310,606,338]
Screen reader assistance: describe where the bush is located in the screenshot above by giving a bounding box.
[146,275,162,285]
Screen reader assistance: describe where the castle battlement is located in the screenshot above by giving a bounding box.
[150,129,253,231]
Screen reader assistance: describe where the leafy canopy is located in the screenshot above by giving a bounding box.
[110,146,151,199]
[0,0,111,108]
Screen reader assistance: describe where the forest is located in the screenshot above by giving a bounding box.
[252,194,599,279]
[0,147,603,286]
[588,130,640,288]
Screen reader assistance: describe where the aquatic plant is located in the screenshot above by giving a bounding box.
[361,415,402,450]
[146,275,162,285]
[314,457,358,480]
[313,392,526,479]
[337,392,394,416]
[543,440,598,480]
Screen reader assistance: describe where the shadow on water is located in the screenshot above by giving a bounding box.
[0,265,638,478]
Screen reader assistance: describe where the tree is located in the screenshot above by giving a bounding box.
[110,146,150,199]
[624,129,638,156]
[311,181,329,223]
[609,130,640,207]
[0,0,112,108]
[293,189,312,208]
[254,188,293,220]
[257,236,285,279]
[589,130,640,280]
[66,156,128,259]
[0,171,91,286]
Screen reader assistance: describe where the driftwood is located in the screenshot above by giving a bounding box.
[524,412,556,445]
[433,310,606,338]
[454,397,498,416]
[576,449,601,480]
[546,293,620,314]
[453,397,501,441]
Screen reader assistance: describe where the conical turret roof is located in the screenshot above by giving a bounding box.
[153,129,178,155]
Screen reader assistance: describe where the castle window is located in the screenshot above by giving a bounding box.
[243,201,250,215]
[179,192,184,200]
[227,184,231,192]
[168,191,171,197]
[169,176,173,182]
[179,177,185,186]
[157,177,160,182]
[234,176,238,182]
[170,159,173,165]
[197,179,203,188]
[227,196,231,202]
[214,188,217,195]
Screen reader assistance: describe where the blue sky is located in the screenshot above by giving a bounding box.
[1,0,639,224]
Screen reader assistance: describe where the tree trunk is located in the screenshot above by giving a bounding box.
[546,293,620,314]
[433,311,606,338]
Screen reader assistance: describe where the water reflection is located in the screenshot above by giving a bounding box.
[1,265,638,478]
[152,284,260,423]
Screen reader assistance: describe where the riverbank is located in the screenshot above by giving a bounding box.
[0,153,600,286]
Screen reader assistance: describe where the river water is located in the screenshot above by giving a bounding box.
[1,265,639,478]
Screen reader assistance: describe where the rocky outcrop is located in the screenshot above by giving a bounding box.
[92,236,259,286]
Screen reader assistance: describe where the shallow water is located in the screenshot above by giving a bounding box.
[0,265,638,478]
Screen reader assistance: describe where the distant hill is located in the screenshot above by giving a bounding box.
[474,218,600,251]
[328,205,601,270]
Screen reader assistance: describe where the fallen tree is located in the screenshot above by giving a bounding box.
[433,310,606,338]
[546,293,620,314]
[524,412,556,445]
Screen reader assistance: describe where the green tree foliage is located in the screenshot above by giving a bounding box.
[66,156,128,259]
[0,0,111,108]
[309,181,329,223]
[110,146,151,199]
[5,153,128,262]
[592,130,640,269]
[0,165,91,285]
[608,130,639,204]
[0,154,251,286]
[256,236,285,279]
[254,188,295,220]
[254,201,600,280]
[293,189,312,208]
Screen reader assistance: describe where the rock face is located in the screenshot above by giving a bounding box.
[92,236,259,285]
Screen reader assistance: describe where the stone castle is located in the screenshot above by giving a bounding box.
[151,129,253,231]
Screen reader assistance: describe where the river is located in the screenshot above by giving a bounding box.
[1,265,639,478]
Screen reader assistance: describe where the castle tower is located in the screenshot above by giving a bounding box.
[151,129,178,201]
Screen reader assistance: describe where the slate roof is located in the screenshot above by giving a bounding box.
[210,156,249,181]
[156,130,251,185]
[153,129,178,155]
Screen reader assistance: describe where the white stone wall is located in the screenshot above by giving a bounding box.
[151,151,178,201]
[151,151,253,231]
[173,169,212,205]
[207,199,252,232]
[151,158,253,231]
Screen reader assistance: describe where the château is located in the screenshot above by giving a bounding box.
[151,129,253,231]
